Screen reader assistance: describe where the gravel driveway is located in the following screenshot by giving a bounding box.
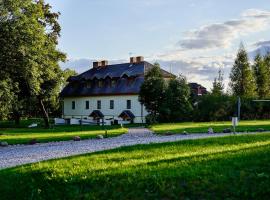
[0,128,264,169]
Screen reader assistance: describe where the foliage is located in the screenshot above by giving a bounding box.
[0,77,17,120]
[139,63,166,122]
[193,94,235,121]
[211,68,224,95]
[229,44,257,97]
[0,134,270,199]
[253,54,270,98]
[160,75,193,122]
[150,120,270,134]
[0,0,66,126]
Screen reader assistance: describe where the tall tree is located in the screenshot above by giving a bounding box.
[139,63,166,123]
[212,68,224,95]
[253,54,270,98]
[164,75,193,122]
[0,0,66,127]
[229,43,257,97]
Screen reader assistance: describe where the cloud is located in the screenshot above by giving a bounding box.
[242,9,270,18]
[178,9,270,50]
[254,40,270,47]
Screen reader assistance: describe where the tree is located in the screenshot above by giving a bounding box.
[229,43,257,97]
[252,54,270,98]
[211,68,224,95]
[139,63,166,123]
[0,76,17,120]
[0,0,66,127]
[163,75,193,122]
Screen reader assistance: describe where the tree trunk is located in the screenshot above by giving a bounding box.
[38,97,49,128]
[13,111,21,126]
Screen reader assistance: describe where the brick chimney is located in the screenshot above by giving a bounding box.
[130,56,144,64]
[101,60,108,67]
[136,56,144,63]
[93,61,101,68]
[130,57,136,63]
[93,60,108,68]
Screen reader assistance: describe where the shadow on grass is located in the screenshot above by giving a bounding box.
[0,140,270,199]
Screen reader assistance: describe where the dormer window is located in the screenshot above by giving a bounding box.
[98,80,103,88]
[111,79,117,87]
[86,81,91,89]
[127,77,135,86]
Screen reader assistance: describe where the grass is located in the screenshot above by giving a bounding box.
[0,124,127,145]
[151,120,270,134]
[0,133,270,199]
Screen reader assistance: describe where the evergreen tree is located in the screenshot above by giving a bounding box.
[212,68,224,95]
[253,54,270,98]
[139,63,166,123]
[229,43,257,97]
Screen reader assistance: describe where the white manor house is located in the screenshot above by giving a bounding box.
[60,56,173,125]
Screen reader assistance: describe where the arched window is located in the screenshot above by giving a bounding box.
[111,79,117,87]
[86,81,91,88]
[98,80,103,88]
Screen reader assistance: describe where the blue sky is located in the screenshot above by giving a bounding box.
[47,0,270,89]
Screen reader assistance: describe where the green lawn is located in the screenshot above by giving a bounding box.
[0,133,270,199]
[0,125,127,145]
[151,120,270,134]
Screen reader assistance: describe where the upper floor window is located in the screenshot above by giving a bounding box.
[85,101,89,109]
[127,77,135,86]
[72,101,75,110]
[97,100,101,109]
[110,100,114,109]
[111,79,117,87]
[127,100,131,109]
[86,82,91,89]
[98,80,103,88]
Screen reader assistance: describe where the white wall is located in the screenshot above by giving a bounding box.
[63,95,148,123]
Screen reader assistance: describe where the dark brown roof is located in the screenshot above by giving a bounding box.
[60,61,174,97]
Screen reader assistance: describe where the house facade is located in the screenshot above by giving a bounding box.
[60,56,173,124]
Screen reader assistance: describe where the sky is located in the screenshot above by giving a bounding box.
[46,0,270,90]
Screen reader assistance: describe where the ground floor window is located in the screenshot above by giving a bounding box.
[127,100,131,109]
[72,101,75,110]
[110,100,114,109]
[85,101,89,109]
[97,100,101,109]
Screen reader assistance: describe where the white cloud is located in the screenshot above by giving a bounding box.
[178,9,270,50]
[62,9,270,91]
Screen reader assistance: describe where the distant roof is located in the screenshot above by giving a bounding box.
[61,61,174,97]
[189,82,206,90]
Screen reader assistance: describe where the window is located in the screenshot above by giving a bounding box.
[85,101,89,109]
[97,100,101,109]
[86,82,91,89]
[127,100,131,109]
[127,78,135,86]
[111,79,116,87]
[110,100,114,109]
[98,80,103,88]
[72,101,75,110]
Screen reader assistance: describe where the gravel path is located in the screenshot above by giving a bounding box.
[0,128,265,169]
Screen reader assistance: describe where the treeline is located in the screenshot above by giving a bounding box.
[140,44,270,123]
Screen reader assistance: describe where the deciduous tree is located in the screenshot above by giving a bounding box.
[0,0,66,127]
[139,63,166,123]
